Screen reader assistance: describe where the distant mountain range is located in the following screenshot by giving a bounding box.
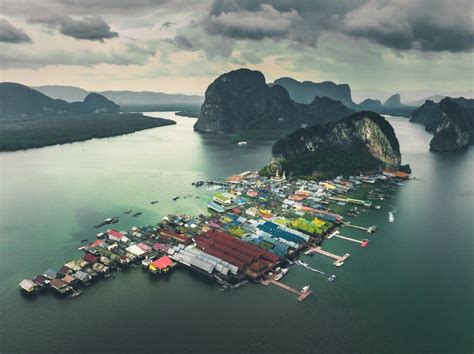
[0,83,119,119]
[32,85,204,107]
[271,77,354,107]
[270,78,417,117]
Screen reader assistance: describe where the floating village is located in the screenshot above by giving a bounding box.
[19,169,410,301]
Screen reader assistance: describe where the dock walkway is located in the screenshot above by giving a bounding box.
[304,246,350,267]
[342,222,376,233]
[261,278,312,301]
[327,231,368,247]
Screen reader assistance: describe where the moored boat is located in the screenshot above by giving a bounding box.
[388,212,395,223]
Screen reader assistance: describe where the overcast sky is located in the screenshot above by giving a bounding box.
[0,0,473,102]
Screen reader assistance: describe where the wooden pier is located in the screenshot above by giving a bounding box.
[342,222,376,233]
[304,246,350,267]
[261,278,312,301]
[327,231,368,247]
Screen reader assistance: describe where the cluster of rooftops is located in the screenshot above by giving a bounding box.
[19,169,408,297]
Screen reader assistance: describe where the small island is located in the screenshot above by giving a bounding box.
[266,111,402,178]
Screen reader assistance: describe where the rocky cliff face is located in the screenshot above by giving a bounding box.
[0,83,120,119]
[410,99,441,131]
[429,98,473,151]
[272,77,354,106]
[411,97,473,151]
[194,69,353,134]
[270,111,401,178]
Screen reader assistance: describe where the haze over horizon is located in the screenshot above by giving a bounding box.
[1,0,473,102]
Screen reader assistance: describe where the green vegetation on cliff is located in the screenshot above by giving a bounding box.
[270,111,401,178]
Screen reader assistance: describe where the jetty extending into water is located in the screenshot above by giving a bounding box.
[260,277,312,302]
[304,246,350,267]
[342,222,376,233]
[327,230,369,247]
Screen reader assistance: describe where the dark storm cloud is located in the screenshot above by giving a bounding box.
[1,0,168,16]
[2,0,473,53]
[0,19,32,43]
[204,0,364,45]
[342,0,474,53]
[59,17,119,41]
[172,34,195,50]
[27,15,118,42]
[203,0,474,52]
[205,4,300,40]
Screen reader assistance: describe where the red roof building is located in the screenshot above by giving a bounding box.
[194,231,279,278]
[84,253,99,264]
[149,256,175,273]
[108,230,124,240]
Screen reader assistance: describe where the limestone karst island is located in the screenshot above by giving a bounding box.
[1,1,472,353]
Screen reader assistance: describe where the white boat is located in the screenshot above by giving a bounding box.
[301,285,310,293]
[281,268,289,276]
[70,290,82,298]
[388,212,395,223]
[237,141,247,146]
[274,274,283,281]
[295,260,308,267]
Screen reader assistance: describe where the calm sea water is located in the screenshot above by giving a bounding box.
[0,113,472,353]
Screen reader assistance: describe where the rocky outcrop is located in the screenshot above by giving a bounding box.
[384,93,402,107]
[272,77,354,106]
[77,93,119,114]
[411,97,473,151]
[270,111,401,178]
[410,99,440,131]
[0,83,120,119]
[429,98,473,151]
[194,69,353,134]
[430,117,470,151]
